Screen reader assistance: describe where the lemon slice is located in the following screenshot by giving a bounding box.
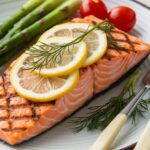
[39,23,107,67]
[31,37,87,77]
[10,54,79,102]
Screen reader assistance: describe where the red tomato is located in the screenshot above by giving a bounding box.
[80,0,108,19]
[108,6,136,32]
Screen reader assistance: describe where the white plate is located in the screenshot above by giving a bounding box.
[0,0,149,150]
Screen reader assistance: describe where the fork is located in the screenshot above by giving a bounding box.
[90,70,150,150]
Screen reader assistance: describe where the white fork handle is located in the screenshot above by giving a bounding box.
[134,120,150,150]
[90,113,127,150]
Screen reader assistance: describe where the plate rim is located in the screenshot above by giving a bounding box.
[0,0,149,150]
[120,0,150,150]
[121,1,149,150]
[115,0,150,150]
[132,0,150,9]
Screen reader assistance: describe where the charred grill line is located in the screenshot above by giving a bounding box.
[6,96,12,131]
[0,96,4,99]
[0,117,8,121]
[0,128,11,132]
[9,93,19,98]
[9,104,32,109]
[9,102,54,109]
[113,39,139,45]
[0,76,6,97]
[123,33,136,52]
[10,116,40,120]
[11,128,27,131]
[0,106,6,109]
[31,102,39,121]
[3,75,11,131]
[0,72,54,133]
[2,128,27,132]
[111,30,136,52]
[0,76,12,132]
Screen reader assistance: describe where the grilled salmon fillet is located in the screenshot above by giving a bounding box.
[0,16,149,145]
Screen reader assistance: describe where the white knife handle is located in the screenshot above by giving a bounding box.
[134,120,150,150]
[90,113,127,150]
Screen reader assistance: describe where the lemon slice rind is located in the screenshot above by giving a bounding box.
[39,23,107,67]
[10,54,79,102]
[82,29,107,67]
[35,37,87,77]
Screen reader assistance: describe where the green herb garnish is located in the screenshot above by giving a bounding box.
[131,99,150,123]
[27,20,124,71]
[71,70,150,132]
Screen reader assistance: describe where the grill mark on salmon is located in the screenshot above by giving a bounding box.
[0,15,149,145]
[30,103,39,121]
[0,118,8,121]
[108,31,136,52]
[2,128,27,132]
[10,116,39,120]
[111,39,139,45]
[79,16,149,93]
[0,66,93,145]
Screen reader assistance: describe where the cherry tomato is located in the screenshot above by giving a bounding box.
[108,6,136,32]
[80,0,108,19]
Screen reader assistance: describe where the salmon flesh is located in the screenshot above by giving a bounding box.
[0,16,149,145]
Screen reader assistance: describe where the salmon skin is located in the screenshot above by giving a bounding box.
[0,16,149,145]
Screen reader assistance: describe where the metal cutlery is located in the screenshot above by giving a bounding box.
[90,70,150,150]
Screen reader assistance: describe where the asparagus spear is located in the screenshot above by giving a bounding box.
[0,0,81,55]
[0,0,45,39]
[2,0,64,41]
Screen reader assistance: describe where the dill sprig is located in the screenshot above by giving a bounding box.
[96,21,125,50]
[71,70,150,132]
[26,42,75,70]
[26,20,123,71]
[131,99,150,123]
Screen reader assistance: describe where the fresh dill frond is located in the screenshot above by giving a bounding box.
[131,98,150,123]
[26,20,124,71]
[71,70,150,133]
[107,32,126,50]
[26,42,75,71]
